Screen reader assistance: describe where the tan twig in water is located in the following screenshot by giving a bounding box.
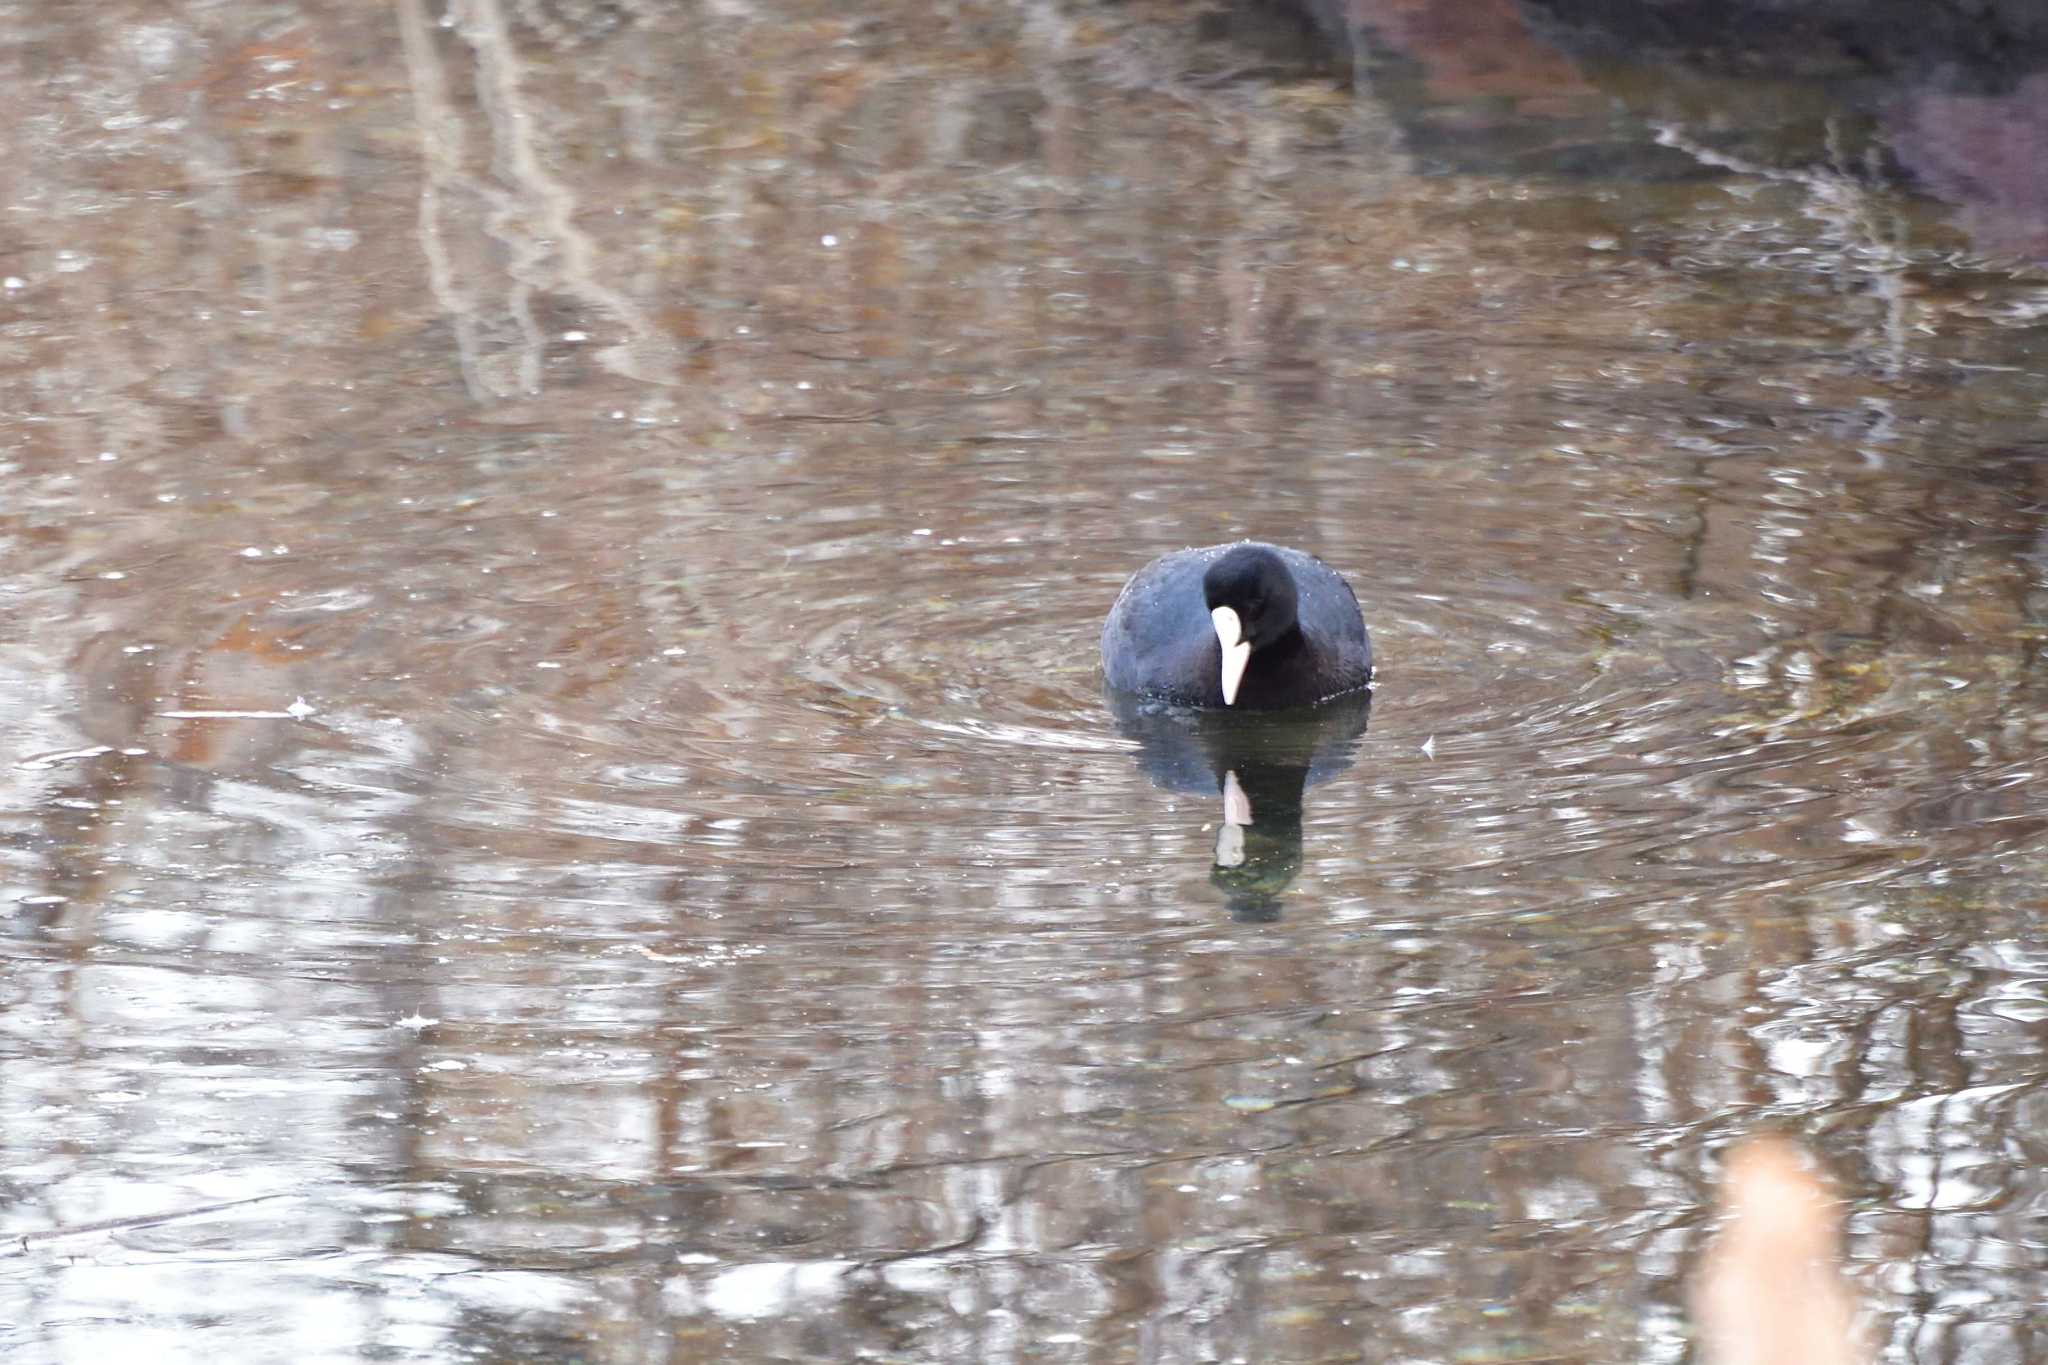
[1694,1137,1868,1365]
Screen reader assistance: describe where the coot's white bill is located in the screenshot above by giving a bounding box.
[1212,606,1252,706]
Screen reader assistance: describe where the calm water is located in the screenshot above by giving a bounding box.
[5,2,2048,1361]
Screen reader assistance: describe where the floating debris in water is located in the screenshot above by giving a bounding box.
[155,700,316,720]
[17,745,114,770]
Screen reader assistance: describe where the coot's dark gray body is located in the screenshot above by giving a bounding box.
[1100,541,1372,709]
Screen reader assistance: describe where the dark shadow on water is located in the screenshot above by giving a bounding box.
[1239,0,2048,260]
[1108,688,1372,921]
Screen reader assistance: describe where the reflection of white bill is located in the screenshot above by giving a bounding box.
[1215,769,1253,867]
[1214,822,1246,868]
[1222,769,1252,826]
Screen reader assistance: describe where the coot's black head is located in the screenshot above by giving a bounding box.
[1202,544,1300,705]
[1202,546,1299,646]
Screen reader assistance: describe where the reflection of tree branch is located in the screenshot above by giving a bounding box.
[1654,121,1913,379]
[849,1211,988,1270]
[398,0,672,398]
[398,0,509,401]
[6,1193,294,1252]
[464,0,672,388]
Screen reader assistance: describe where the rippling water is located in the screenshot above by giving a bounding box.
[5,1,2048,1361]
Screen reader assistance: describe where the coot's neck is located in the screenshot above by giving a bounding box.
[1235,621,1310,704]
[1255,621,1309,667]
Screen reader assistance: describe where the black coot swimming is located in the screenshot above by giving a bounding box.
[1100,542,1373,709]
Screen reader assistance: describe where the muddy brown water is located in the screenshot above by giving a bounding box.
[4,2,2048,1362]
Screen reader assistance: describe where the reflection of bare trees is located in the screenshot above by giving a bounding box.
[398,0,671,399]
[8,0,2048,1361]
[1655,122,1920,379]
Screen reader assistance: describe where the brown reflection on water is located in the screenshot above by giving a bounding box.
[4,1,2048,1362]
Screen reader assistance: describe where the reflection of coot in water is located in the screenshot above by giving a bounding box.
[1101,543,1373,710]
[1108,689,1372,921]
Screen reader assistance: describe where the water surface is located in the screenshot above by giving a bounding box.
[5,2,2048,1361]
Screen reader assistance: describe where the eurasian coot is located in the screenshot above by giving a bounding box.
[1100,541,1372,709]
